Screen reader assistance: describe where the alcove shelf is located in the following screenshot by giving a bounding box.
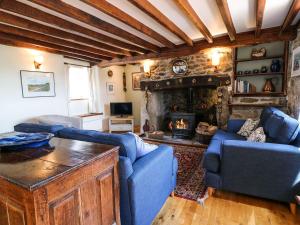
[232,41,288,97]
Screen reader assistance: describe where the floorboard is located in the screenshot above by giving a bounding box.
[153,191,300,225]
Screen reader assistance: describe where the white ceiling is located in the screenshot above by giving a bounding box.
[12,0,297,47]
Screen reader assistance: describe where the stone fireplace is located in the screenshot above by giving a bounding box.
[140,74,231,139]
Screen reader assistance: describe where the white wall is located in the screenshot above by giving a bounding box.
[124,65,144,126]
[98,66,127,130]
[0,45,69,133]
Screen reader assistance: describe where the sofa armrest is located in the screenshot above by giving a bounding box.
[221,140,300,202]
[128,144,174,225]
[227,119,246,133]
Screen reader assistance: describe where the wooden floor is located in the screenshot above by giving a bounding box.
[153,191,300,225]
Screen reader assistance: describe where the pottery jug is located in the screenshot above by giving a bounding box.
[270,59,281,72]
[263,78,275,92]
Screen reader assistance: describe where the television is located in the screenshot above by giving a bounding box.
[110,102,133,117]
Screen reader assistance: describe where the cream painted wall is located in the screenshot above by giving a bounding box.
[98,66,127,130]
[0,45,69,133]
[124,65,144,127]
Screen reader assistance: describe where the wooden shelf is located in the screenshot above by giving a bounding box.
[228,103,285,107]
[236,72,283,77]
[233,92,285,97]
[235,55,283,63]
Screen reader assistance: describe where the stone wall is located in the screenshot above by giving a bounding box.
[288,29,300,119]
[140,47,233,131]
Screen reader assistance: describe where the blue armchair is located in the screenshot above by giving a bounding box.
[203,107,300,208]
[14,124,177,225]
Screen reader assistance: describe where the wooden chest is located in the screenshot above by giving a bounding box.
[0,138,120,225]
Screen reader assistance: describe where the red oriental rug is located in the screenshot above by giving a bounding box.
[145,139,207,201]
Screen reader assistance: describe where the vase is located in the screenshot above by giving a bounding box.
[263,78,275,92]
[270,59,281,72]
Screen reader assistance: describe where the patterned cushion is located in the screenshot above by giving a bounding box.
[237,119,260,137]
[247,127,266,142]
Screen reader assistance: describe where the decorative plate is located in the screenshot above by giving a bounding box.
[0,132,54,149]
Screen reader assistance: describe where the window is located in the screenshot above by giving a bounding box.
[68,66,90,100]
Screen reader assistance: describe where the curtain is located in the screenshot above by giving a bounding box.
[88,66,97,113]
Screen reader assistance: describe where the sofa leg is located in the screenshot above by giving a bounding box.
[290,203,297,215]
[170,191,175,197]
[207,187,215,197]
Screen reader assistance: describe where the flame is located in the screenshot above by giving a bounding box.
[175,119,188,129]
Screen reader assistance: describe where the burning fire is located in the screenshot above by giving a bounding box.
[175,119,188,129]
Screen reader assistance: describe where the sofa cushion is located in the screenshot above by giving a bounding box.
[58,128,137,163]
[203,139,222,173]
[14,123,64,135]
[247,127,266,143]
[212,130,246,141]
[273,114,300,144]
[263,114,284,139]
[264,113,300,144]
[237,119,259,137]
[260,107,275,126]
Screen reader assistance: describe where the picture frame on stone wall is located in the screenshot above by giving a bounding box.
[20,70,56,98]
[132,72,142,90]
[292,46,300,77]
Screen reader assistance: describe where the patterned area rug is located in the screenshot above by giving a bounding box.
[146,140,207,201]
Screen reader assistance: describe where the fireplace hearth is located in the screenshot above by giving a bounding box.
[170,112,196,139]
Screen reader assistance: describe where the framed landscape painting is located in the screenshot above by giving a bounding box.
[132,72,142,90]
[292,46,300,77]
[20,70,56,98]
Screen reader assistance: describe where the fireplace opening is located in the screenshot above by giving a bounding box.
[170,112,196,139]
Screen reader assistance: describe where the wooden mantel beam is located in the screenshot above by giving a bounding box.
[0,11,131,56]
[80,0,175,48]
[28,0,160,52]
[255,0,266,37]
[0,32,109,61]
[0,38,99,64]
[0,0,147,54]
[99,26,296,67]
[215,0,236,41]
[280,0,300,34]
[128,0,194,46]
[174,0,213,43]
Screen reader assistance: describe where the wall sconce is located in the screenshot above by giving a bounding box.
[211,50,220,72]
[143,60,153,78]
[34,55,44,69]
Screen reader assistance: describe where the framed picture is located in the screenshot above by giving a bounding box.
[132,72,142,90]
[20,70,56,98]
[292,46,300,77]
[106,82,115,94]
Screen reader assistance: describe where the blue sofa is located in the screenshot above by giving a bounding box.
[14,125,178,225]
[203,107,300,204]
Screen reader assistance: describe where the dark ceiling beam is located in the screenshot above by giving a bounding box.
[128,0,193,46]
[255,0,266,37]
[0,11,131,56]
[215,0,236,41]
[0,32,110,61]
[173,0,213,43]
[0,37,99,64]
[280,0,300,35]
[28,0,160,52]
[80,0,175,48]
[0,23,118,58]
[99,26,297,67]
[0,0,147,54]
